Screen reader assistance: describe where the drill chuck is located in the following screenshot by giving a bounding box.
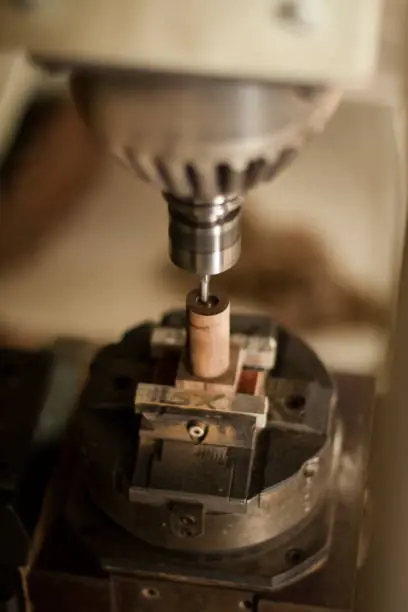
[166,194,241,276]
[71,70,340,277]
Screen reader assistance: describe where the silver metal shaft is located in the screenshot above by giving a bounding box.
[200,275,210,303]
[166,194,242,276]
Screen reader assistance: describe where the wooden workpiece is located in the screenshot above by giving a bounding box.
[186,288,230,379]
[176,344,243,395]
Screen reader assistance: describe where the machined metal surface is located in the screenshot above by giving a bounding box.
[71,71,340,275]
[131,383,269,515]
[0,324,375,612]
[70,313,339,588]
[166,194,242,275]
[72,71,340,202]
[26,372,374,612]
[200,275,210,303]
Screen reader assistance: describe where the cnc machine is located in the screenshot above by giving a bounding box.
[0,2,396,611]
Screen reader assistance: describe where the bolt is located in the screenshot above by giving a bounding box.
[285,393,306,411]
[141,587,160,600]
[303,458,319,479]
[180,515,196,526]
[286,547,304,567]
[187,421,207,442]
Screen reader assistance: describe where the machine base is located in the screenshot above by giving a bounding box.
[26,371,373,612]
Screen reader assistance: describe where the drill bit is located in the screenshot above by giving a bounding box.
[200,275,210,304]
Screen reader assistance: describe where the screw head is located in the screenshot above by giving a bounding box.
[187,420,208,442]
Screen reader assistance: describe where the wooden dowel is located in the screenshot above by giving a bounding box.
[186,289,230,379]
